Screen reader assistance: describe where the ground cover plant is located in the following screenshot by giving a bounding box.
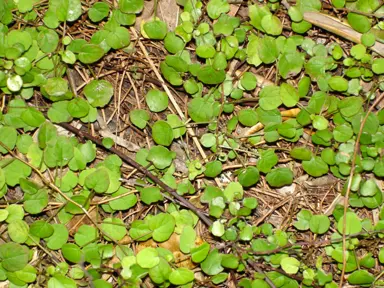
[0,0,384,287]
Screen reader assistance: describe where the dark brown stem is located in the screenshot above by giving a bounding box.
[58,122,213,227]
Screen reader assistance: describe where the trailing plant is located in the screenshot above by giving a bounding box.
[0,0,384,287]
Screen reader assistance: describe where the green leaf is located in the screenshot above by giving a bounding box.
[169,268,194,285]
[62,243,83,263]
[240,72,257,91]
[119,0,144,14]
[74,225,98,247]
[0,243,29,272]
[0,126,17,154]
[372,58,384,74]
[238,167,260,187]
[129,220,152,241]
[167,114,186,138]
[204,161,223,178]
[8,220,29,243]
[143,20,167,40]
[360,179,380,197]
[294,209,312,231]
[309,215,330,234]
[29,220,54,238]
[296,0,321,12]
[2,159,32,187]
[7,75,23,92]
[224,182,243,202]
[101,217,126,241]
[180,226,196,254]
[68,98,90,118]
[278,51,305,79]
[84,80,114,107]
[238,109,258,127]
[84,167,110,193]
[24,189,48,214]
[259,86,281,110]
[191,242,210,263]
[107,27,130,49]
[141,187,163,205]
[328,76,348,92]
[302,157,328,177]
[46,224,69,250]
[102,137,114,149]
[207,0,230,19]
[312,115,329,130]
[130,109,150,129]
[37,29,59,53]
[337,212,362,235]
[197,65,226,85]
[280,83,299,107]
[48,101,73,123]
[145,89,168,112]
[147,145,176,169]
[266,168,294,188]
[347,13,371,33]
[148,258,172,284]
[333,124,353,142]
[338,96,363,118]
[257,36,278,64]
[21,108,45,127]
[41,77,71,102]
[257,149,279,173]
[281,257,300,274]
[188,97,217,122]
[148,213,175,242]
[48,274,77,288]
[78,44,105,64]
[261,15,282,36]
[109,187,137,211]
[137,247,160,268]
[290,147,312,161]
[88,2,109,22]
[347,270,374,285]
[164,32,185,54]
[201,248,224,275]
[152,121,174,146]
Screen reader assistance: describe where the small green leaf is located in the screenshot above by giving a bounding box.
[347,270,374,285]
[143,20,167,40]
[88,2,110,22]
[169,268,194,285]
[201,248,224,275]
[78,44,105,64]
[337,212,362,235]
[148,213,175,242]
[130,109,150,129]
[101,217,126,241]
[261,15,282,36]
[137,247,160,268]
[0,243,29,272]
[372,58,384,74]
[281,257,300,274]
[84,80,114,107]
[119,0,144,13]
[238,167,260,188]
[309,215,330,234]
[280,83,299,107]
[62,243,83,263]
[145,89,168,112]
[152,120,174,146]
[302,157,328,177]
[238,109,258,127]
[266,168,294,188]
